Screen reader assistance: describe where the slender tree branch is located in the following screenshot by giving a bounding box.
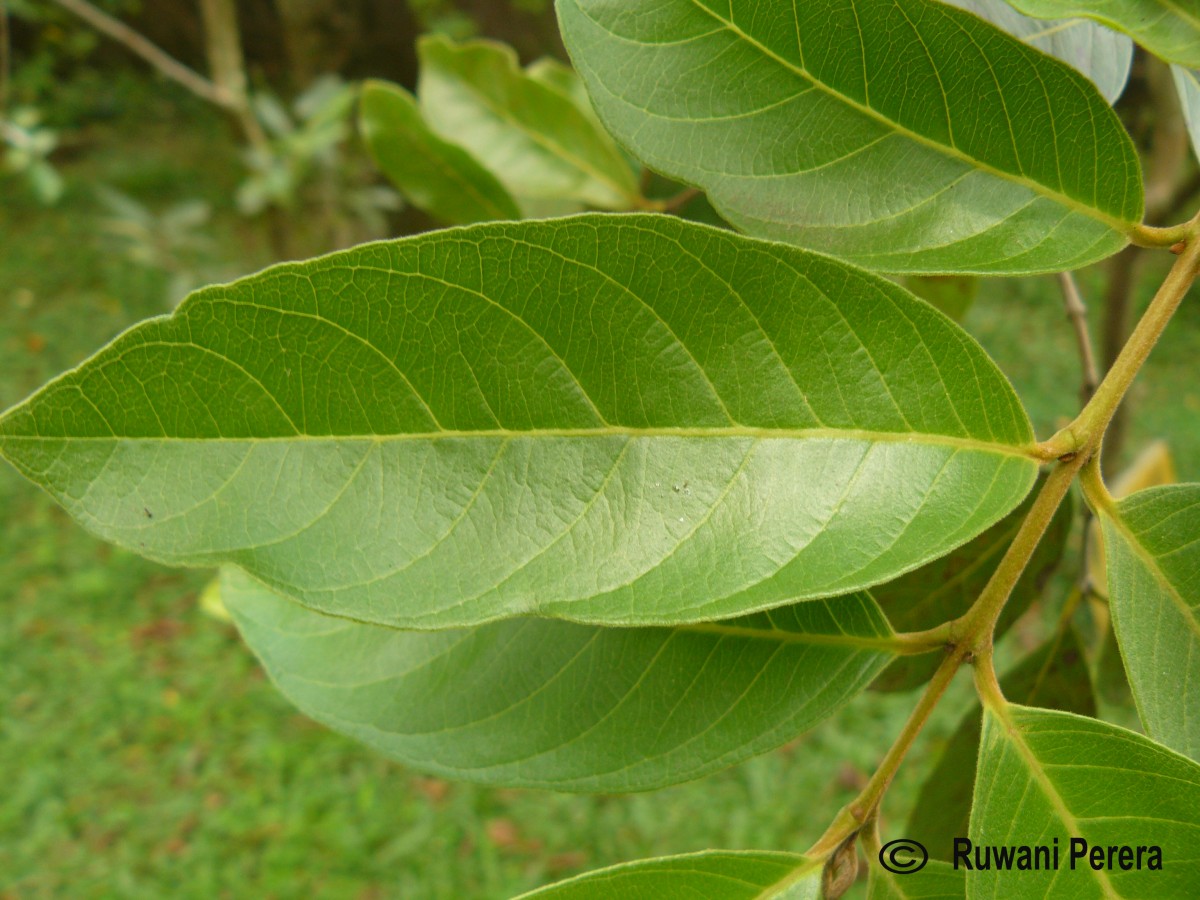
[805,648,963,859]
[48,0,236,110]
[1058,272,1101,407]
[658,187,701,213]
[1057,271,1101,592]
[196,0,268,152]
[954,458,1085,657]
[1044,235,1200,459]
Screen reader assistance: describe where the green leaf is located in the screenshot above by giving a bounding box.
[556,0,1144,275]
[1005,0,1200,67]
[0,215,1039,630]
[1096,485,1200,761]
[1171,66,1200,164]
[868,858,964,899]
[970,705,1200,897]
[359,80,520,225]
[224,568,896,791]
[907,628,1095,860]
[944,1,1133,103]
[872,479,1073,693]
[1094,612,1135,707]
[418,36,640,213]
[514,850,819,899]
[525,57,597,120]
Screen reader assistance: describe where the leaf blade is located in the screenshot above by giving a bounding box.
[224,568,897,791]
[556,0,1144,274]
[513,850,819,899]
[906,629,1095,860]
[359,79,521,225]
[0,215,1039,629]
[970,705,1200,898]
[1096,484,1200,761]
[944,0,1133,103]
[418,36,640,212]
[868,858,965,899]
[1005,0,1200,67]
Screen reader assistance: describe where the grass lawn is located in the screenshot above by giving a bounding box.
[1,83,1197,899]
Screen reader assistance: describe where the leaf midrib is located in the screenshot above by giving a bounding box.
[984,705,1122,897]
[1102,507,1200,642]
[0,425,1041,460]
[668,0,1136,234]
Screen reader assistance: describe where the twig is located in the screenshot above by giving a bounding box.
[806,648,963,860]
[1057,272,1101,407]
[659,186,701,214]
[1045,235,1200,460]
[48,0,236,110]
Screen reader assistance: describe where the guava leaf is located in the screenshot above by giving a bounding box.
[359,80,520,225]
[867,858,964,899]
[1171,66,1200,164]
[944,0,1132,103]
[0,215,1039,630]
[514,851,819,899]
[1096,484,1200,761]
[1005,0,1200,67]
[224,568,896,791]
[556,0,1144,274]
[418,36,639,213]
[970,705,1200,897]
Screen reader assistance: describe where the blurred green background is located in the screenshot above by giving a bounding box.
[2,2,1199,897]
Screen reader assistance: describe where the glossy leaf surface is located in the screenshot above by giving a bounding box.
[225,568,897,791]
[515,850,818,899]
[971,705,1200,897]
[1006,0,1200,66]
[0,215,1039,630]
[873,480,1072,692]
[556,0,1144,274]
[418,36,639,212]
[1097,484,1200,761]
[907,629,1094,859]
[945,0,1133,102]
[359,80,520,225]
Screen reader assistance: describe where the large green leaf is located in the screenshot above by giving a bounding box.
[0,215,1039,630]
[359,79,520,225]
[224,568,896,791]
[970,705,1200,897]
[1005,0,1200,67]
[556,0,1144,274]
[418,36,640,213]
[907,629,1095,859]
[1096,485,1200,761]
[872,479,1073,693]
[945,0,1133,103]
[1171,66,1200,164]
[868,858,964,899]
[515,851,819,899]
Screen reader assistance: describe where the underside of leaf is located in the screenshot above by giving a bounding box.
[0,215,1039,629]
[557,0,1144,274]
